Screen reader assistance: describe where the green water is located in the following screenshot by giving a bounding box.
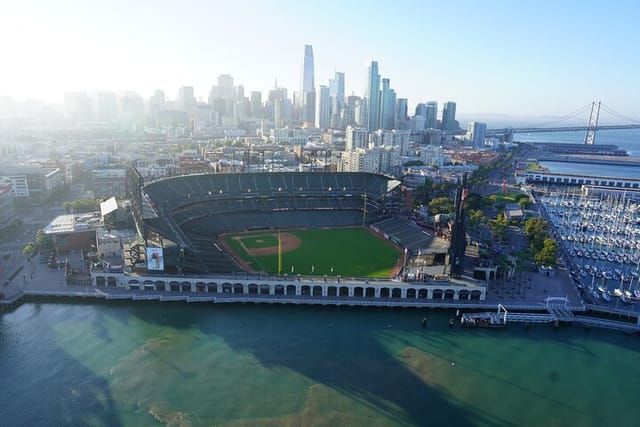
[1,301,639,426]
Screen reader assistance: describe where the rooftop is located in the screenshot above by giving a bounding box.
[43,212,103,235]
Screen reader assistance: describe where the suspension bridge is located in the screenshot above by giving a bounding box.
[449,102,640,143]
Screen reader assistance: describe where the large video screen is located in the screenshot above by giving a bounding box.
[146,247,164,271]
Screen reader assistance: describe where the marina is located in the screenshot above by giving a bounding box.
[539,188,640,309]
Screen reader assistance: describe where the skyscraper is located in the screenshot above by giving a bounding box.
[96,91,118,122]
[425,101,438,129]
[329,71,345,111]
[396,98,408,130]
[250,91,262,118]
[301,45,315,124]
[217,74,234,98]
[64,91,93,121]
[315,85,330,129]
[379,78,396,130]
[364,61,380,131]
[466,122,487,148]
[442,101,457,130]
[178,86,196,117]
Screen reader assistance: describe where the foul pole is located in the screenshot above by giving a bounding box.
[362,193,367,226]
[278,230,282,274]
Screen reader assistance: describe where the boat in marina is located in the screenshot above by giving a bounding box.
[601,291,611,302]
[620,295,636,305]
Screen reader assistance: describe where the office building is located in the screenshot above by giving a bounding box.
[250,91,262,118]
[178,86,196,117]
[364,61,380,130]
[442,101,457,130]
[329,71,345,112]
[425,101,438,129]
[379,78,396,130]
[315,85,331,130]
[301,45,315,124]
[217,74,235,98]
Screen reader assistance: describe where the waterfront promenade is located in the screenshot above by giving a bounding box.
[3,248,640,333]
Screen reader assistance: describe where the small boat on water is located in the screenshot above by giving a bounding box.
[620,295,636,305]
[601,291,611,302]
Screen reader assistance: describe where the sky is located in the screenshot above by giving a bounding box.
[1,0,639,120]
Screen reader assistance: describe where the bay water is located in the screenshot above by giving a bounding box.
[1,301,639,426]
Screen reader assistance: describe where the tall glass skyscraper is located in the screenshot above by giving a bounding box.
[365,61,380,131]
[379,78,396,130]
[425,101,438,129]
[301,45,315,123]
[442,101,457,130]
[315,85,331,129]
[329,71,345,109]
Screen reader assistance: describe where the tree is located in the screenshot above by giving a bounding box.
[489,213,509,243]
[64,198,101,214]
[524,217,548,252]
[518,198,533,210]
[35,229,49,247]
[403,160,425,167]
[534,238,558,267]
[468,209,486,234]
[428,197,454,215]
[23,243,37,257]
[463,192,482,211]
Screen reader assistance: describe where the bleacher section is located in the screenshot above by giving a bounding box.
[372,218,449,255]
[140,172,401,274]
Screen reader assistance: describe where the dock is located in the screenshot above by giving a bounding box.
[461,298,640,333]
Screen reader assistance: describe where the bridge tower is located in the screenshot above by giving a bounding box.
[583,101,601,145]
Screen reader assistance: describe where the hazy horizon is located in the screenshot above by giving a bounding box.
[2,0,640,120]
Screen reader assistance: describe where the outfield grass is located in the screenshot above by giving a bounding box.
[224,227,401,278]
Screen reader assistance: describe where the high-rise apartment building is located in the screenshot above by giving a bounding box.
[466,122,487,148]
[315,85,331,130]
[442,101,457,130]
[364,61,380,131]
[345,126,369,151]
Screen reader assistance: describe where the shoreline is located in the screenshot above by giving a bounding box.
[3,285,639,334]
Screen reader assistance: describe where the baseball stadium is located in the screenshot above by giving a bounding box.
[92,169,486,302]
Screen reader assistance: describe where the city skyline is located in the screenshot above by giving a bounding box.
[1,0,639,119]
